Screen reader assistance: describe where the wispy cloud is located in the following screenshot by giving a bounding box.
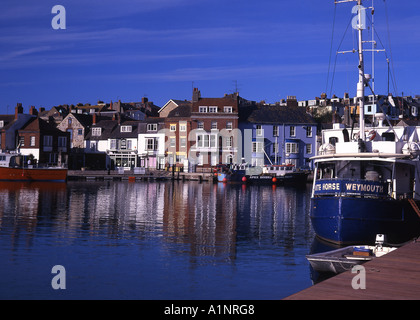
[117,62,331,83]
[0,46,52,62]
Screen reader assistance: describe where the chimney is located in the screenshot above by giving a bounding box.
[93,113,97,125]
[192,88,201,102]
[39,107,45,113]
[29,106,38,116]
[15,103,23,120]
[286,96,298,108]
[142,97,148,104]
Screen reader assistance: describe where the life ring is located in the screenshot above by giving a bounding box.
[367,130,376,141]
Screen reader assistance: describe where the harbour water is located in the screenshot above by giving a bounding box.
[0,180,316,300]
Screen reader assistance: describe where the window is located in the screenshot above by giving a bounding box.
[78,129,83,135]
[121,125,132,132]
[210,135,216,148]
[90,141,97,151]
[110,139,118,150]
[290,126,296,137]
[252,142,263,153]
[273,143,278,154]
[30,136,36,147]
[127,140,132,150]
[170,137,176,148]
[199,106,207,113]
[226,122,233,130]
[286,142,299,154]
[224,106,233,113]
[180,137,186,148]
[180,123,187,132]
[306,126,312,137]
[92,127,101,136]
[170,124,176,132]
[147,123,157,132]
[211,121,217,130]
[306,144,312,154]
[0,121,4,128]
[146,138,158,151]
[58,136,67,147]
[197,121,204,129]
[226,136,233,147]
[256,125,263,136]
[68,118,72,125]
[19,136,25,147]
[209,106,218,113]
[196,134,217,148]
[43,135,53,146]
[273,126,279,137]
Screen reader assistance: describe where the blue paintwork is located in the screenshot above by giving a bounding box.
[311,196,420,245]
[238,122,317,169]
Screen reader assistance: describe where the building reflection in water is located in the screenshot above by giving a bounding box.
[0,180,313,265]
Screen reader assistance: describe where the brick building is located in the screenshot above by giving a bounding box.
[190,88,240,169]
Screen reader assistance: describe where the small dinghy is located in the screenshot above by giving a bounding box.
[306,234,397,274]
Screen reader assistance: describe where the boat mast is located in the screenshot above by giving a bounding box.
[335,0,367,142]
[356,0,366,141]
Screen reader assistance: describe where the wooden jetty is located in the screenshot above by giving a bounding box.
[284,239,420,300]
[67,169,213,182]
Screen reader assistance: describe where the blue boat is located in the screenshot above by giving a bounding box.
[310,0,420,245]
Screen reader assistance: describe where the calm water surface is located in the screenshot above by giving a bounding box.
[0,180,317,300]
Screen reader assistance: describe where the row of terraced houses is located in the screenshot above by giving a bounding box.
[2,89,419,172]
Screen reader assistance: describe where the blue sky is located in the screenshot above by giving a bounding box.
[1,0,419,113]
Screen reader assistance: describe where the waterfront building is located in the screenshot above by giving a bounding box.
[239,100,317,169]
[0,104,34,152]
[84,113,118,169]
[17,116,70,166]
[189,88,240,169]
[162,101,193,171]
[57,113,93,169]
[137,117,166,170]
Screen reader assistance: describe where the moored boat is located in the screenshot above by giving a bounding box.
[306,234,397,274]
[0,152,67,182]
[214,163,308,185]
[310,0,420,245]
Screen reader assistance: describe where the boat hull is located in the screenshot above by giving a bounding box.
[311,196,420,245]
[217,172,308,185]
[306,246,372,274]
[0,166,67,182]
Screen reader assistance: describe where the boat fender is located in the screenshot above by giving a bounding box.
[367,130,377,141]
[242,176,247,182]
[272,177,277,183]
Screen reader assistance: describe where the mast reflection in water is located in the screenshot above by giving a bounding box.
[0,180,315,299]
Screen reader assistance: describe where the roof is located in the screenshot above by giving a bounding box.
[67,113,93,127]
[245,106,316,125]
[19,117,66,134]
[166,104,191,118]
[159,99,191,114]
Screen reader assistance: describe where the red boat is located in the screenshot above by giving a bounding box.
[0,153,67,182]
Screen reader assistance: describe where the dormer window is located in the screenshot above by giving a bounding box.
[209,106,218,113]
[0,121,4,128]
[92,127,101,136]
[121,125,132,133]
[147,123,157,132]
[199,106,207,113]
[224,106,233,113]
